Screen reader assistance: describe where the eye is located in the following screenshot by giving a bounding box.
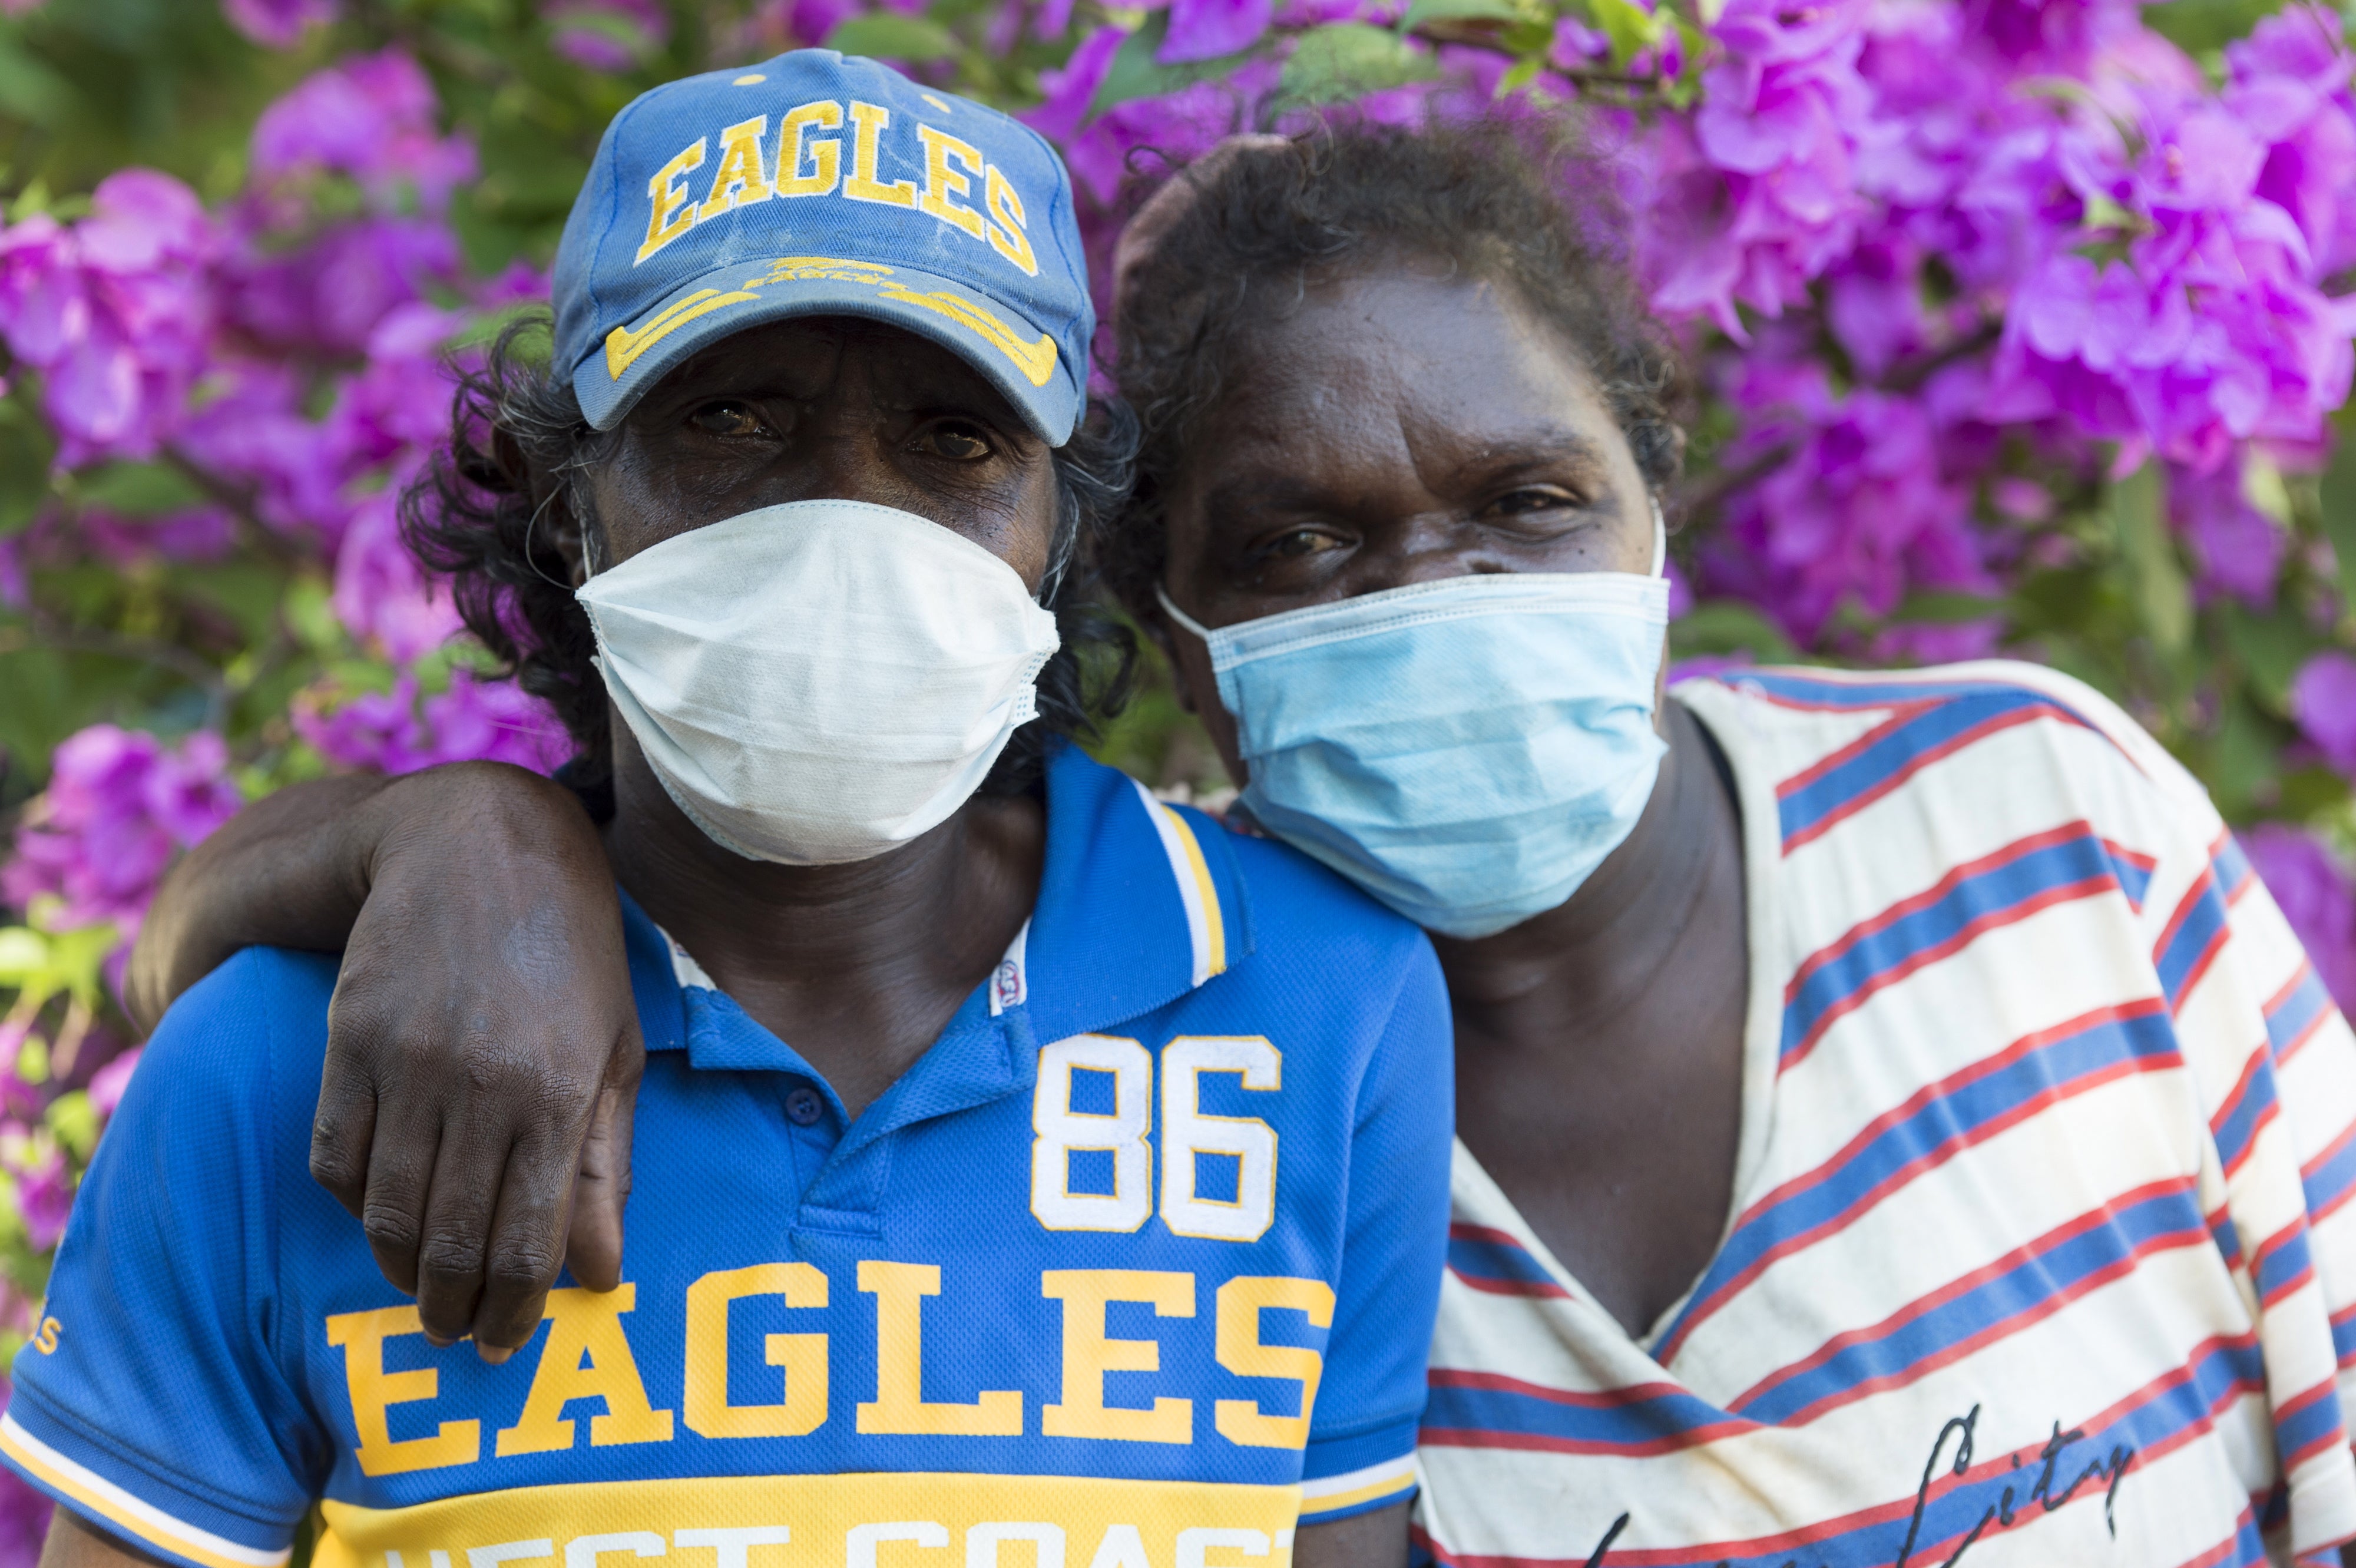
[689,401,770,439]
[1263,528,1349,560]
[1485,485,1577,518]
[915,420,994,461]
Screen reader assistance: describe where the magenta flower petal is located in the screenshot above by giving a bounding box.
[1159,0,1271,64]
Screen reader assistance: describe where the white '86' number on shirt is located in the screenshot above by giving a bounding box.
[1031,1033,1280,1240]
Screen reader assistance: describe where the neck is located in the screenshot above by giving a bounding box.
[604,735,1044,1112]
[1431,699,1738,1030]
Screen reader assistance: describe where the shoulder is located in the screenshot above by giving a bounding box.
[125,946,337,1145]
[1206,806,1438,962]
[1675,658,2219,856]
[1192,809,1448,1044]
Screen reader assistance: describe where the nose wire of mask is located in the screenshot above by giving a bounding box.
[1156,505,1672,939]
[576,499,1063,866]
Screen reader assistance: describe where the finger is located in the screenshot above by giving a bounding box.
[351,1096,443,1304]
[411,1109,511,1347]
[310,1043,382,1223]
[564,1080,637,1295]
[470,1116,580,1359]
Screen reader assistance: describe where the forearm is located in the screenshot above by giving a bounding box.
[124,762,603,1034]
[124,772,393,1032]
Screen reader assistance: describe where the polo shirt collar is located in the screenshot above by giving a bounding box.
[1020,738,1255,1045]
[620,737,1256,1083]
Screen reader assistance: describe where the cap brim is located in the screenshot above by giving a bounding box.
[571,253,1082,444]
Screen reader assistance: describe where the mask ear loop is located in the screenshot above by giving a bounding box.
[1037,495,1079,608]
[524,488,592,589]
[1650,494,1667,579]
[1156,583,1219,644]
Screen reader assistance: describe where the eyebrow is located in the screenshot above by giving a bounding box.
[1194,424,1617,520]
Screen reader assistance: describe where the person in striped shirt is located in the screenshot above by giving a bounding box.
[133,116,2356,1565]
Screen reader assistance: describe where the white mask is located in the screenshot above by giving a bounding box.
[576,499,1061,865]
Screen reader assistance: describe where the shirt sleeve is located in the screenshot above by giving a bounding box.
[2048,671,2356,1558]
[1,947,333,1568]
[1296,931,1453,1527]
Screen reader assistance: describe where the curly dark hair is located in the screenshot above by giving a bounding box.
[401,316,1143,808]
[1103,117,1688,618]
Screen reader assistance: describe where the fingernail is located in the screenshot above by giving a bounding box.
[478,1345,514,1365]
[422,1333,455,1349]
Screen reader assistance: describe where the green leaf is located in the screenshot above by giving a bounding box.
[1400,0,1526,32]
[1584,0,1667,64]
[171,560,288,649]
[825,12,959,61]
[0,920,117,1017]
[1281,24,1438,104]
[1494,57,1544,97]
[282,574,342,654]
[2107,461,2191,656]
[0,929,45,983]
[2320,418,2356,617]
[2202,687,2280,821]
[0,38,70,125]
[1892,590,2006,625]
[2221,603,2321,714]
[69,460,206,518]
[1090,16,1249,113]
[1668,599,1802,662]
[0,411,52,536]
[44,1093,97,1161]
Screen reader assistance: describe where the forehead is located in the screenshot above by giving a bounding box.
[1188,267,1613,469]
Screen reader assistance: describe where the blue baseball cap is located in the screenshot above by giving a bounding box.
[552,50,1092,444]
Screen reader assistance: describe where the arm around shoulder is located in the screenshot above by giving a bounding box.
[130,759,646,1361]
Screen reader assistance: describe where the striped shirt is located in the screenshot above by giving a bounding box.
[1414,661,2356,1568]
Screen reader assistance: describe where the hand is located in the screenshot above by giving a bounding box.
[309,762,643,1359]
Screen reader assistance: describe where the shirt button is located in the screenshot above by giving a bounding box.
[785,1086,825,1127]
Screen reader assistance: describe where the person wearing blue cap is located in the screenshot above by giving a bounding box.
[5,51,1447,1568]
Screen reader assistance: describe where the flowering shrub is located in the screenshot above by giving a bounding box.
[1,0,2355,1545]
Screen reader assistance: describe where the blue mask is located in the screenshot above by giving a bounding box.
[1159,527,1670,940]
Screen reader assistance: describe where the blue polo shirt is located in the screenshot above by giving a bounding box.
[1,742,1451,1568]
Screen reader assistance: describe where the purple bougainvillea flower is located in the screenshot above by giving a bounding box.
[250,50,477,212]
[2169,456,2285,607]
[332,489,464,664]
[1702,365,1990,647]
[221,213,463,356]
[1063,61,1280,205]
[545,0,673,72]
[11,1148,71,1253]
[2244,823,2356,1011]
[221,0,337,46]
[295,671,572,776]
[173,359,352,543]
[2292,650,2356,775]
[0,171,217,465]
[1023,25,1128,144]
[1159,0,1272,65]
[2,727,240,937]
[87,1048,141,1119]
